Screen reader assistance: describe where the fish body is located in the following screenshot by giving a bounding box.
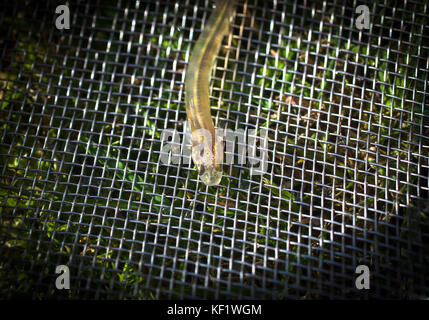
[185,0,236,186]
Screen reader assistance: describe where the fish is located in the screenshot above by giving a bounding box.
[185,0,236,186]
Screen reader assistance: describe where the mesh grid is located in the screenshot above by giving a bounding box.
[0,0,428,299]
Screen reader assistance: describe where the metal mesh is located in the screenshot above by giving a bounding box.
[0,0,428,299]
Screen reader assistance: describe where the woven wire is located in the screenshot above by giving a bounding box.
[0,0,428,299]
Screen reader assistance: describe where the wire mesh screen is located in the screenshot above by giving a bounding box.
[0,0,428,299]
